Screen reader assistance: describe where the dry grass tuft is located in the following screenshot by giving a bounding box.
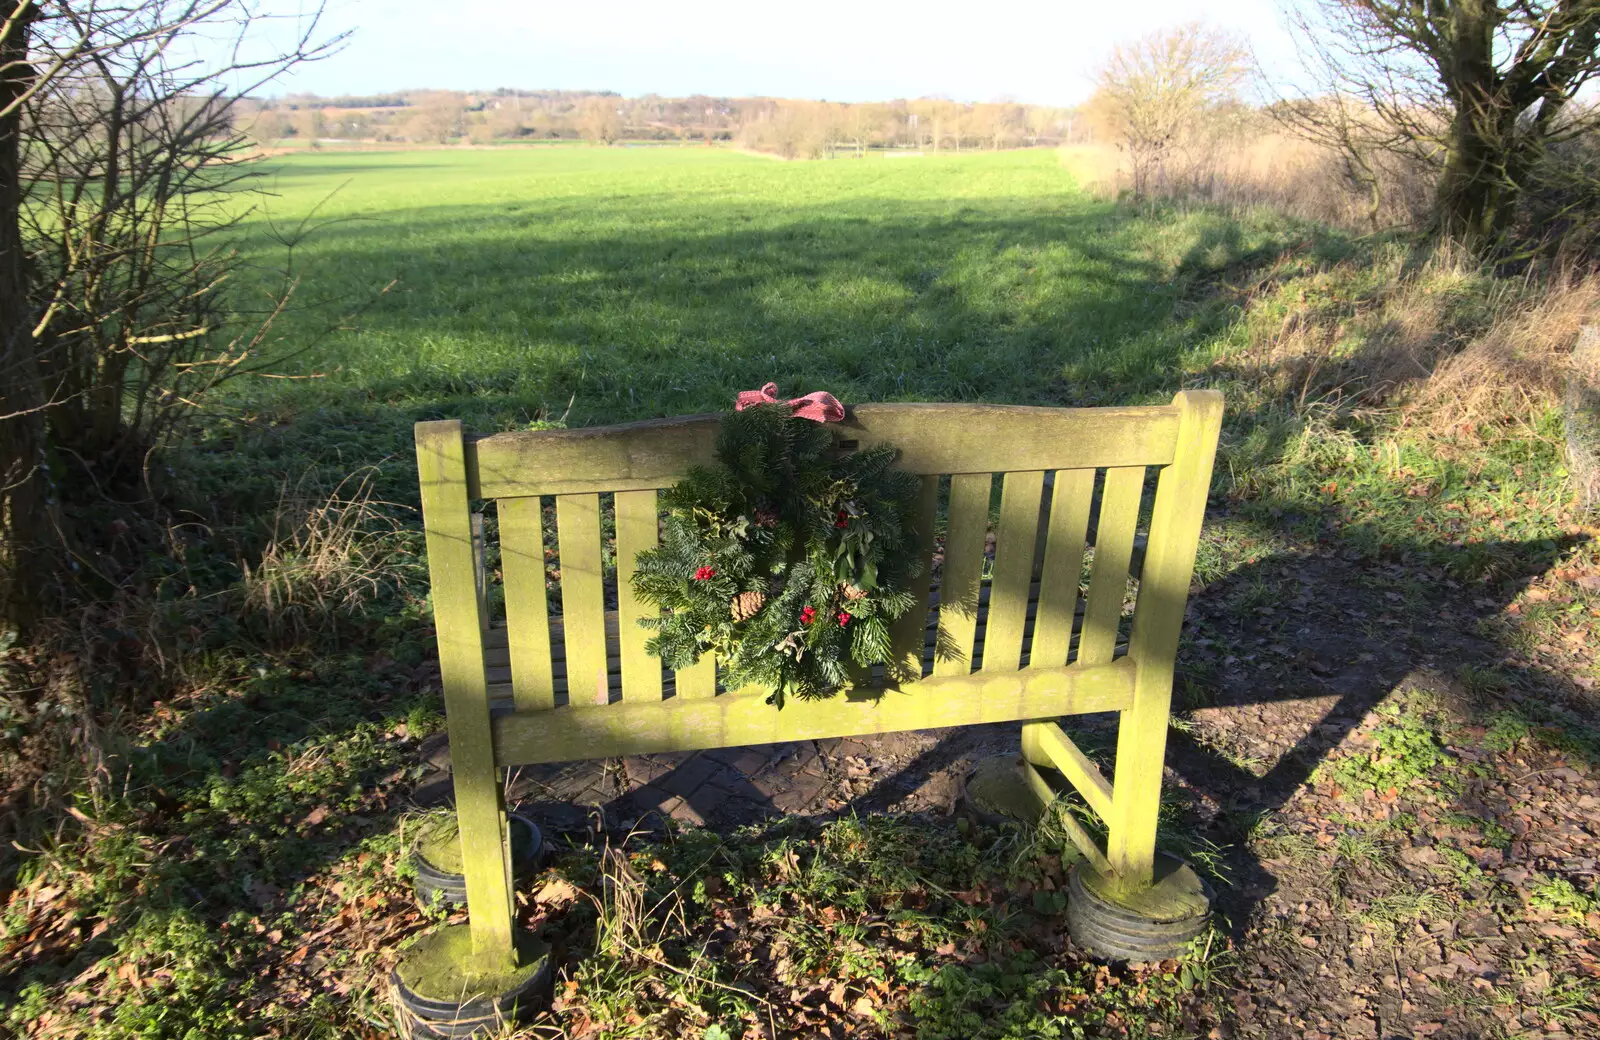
[240,467,404,639]
[1062,130,1432,231]
[1226,247,1485,411]
[1405,272,1600,434]
[1219,239,1598,440]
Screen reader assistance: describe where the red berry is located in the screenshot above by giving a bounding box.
[837,611,851,626]
[694,566,716,581]
[800,606,817,625]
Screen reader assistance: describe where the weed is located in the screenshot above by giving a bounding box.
[1528,876,1598,920]
[1455,663,1513,699]
[1331,706,1452,796]
[1255,829,1320,863]
[1355,890,1453,942]
[1440,812,1514,849]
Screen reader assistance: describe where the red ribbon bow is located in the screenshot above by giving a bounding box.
[735,382,845,423]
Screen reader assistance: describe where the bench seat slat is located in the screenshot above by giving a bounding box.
[934,473,991,676]
[1031,469,1095,668]
[889,475,939,682]
[1078,467,1144,668]
[614,490,664,702]
[983,470,1044,672]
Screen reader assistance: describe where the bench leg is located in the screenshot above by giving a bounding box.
[1064,390,1222,960]
[1105,672,1167,892]
[455,758,517,968]
[415,419,518,972]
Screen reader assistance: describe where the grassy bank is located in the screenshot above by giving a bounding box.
[2,146,1596,1038]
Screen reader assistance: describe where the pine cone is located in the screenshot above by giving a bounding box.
[840,582,869,600]
[731,590,766,621]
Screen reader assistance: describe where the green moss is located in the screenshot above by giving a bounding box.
[394,924,549,1001]
[963,756,1041,822]
[414,814,538,876]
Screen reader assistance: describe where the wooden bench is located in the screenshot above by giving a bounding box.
[415,390,1223,971]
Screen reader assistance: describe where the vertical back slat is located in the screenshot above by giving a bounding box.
[889,475,939,682]
[1031,469,1095,668]
[676,656,717,698]
[471,512,489,632]
[983,470,1044,672]
[499,497,556,712]
[555,494,609,706]
[934,472,992,677]
[1076,466,1144,667]
[614,490,664,702]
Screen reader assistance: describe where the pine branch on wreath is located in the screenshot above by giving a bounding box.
[631,396,923,708]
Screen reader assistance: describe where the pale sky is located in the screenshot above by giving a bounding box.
[259,0,1301,105]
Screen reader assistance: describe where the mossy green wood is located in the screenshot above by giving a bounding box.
[1077,467,1145,668]
[935,473,991,676]
[493,659,1137,765]
[555,494,608,706]
[984,470,1045,672]
[470,512,489,631]
[415,392,1223,962]
[1021,757,1112,876]
[889,475,939,682]
[614,490,664,701]
[467,403,1183,499]
[498,497,555,712]
[1029,468,1095,668]
[414,420,515,968]
[1022,719,1113,818]
[676,656,717,698]
[1107,390,1223,891]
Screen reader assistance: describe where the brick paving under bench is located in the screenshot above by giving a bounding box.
[412,724,1022,834]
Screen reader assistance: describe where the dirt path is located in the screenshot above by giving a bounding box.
[1167,534,1600,1040]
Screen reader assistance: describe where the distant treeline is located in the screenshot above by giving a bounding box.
[235,90,1097,156]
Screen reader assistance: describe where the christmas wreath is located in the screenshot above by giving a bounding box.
[631,384,923,708]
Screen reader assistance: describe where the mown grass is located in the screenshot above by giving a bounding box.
[2,144,1595,1037]
[234,147,1289,427]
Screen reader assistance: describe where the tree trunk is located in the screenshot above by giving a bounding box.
[1432,0,1514,250]
[0,5,53,636]
[1435,105,1515,248]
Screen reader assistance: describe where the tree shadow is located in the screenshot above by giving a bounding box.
[1148,519,1589,937]
[233,192,1191,430]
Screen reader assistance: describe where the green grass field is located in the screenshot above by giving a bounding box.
[237,147,1259,429]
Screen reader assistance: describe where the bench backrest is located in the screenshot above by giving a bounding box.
[415,391,1223,772]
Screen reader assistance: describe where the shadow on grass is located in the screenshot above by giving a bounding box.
[238,195,1254,429]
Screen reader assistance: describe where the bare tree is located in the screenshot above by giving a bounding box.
[844,102,884,157]
[0,1,343,635]
[1093,23,1252,194]
[1284,0,1600,251]
[577,97,621,144]
[239,103,286,146]
[406,90,464,144]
